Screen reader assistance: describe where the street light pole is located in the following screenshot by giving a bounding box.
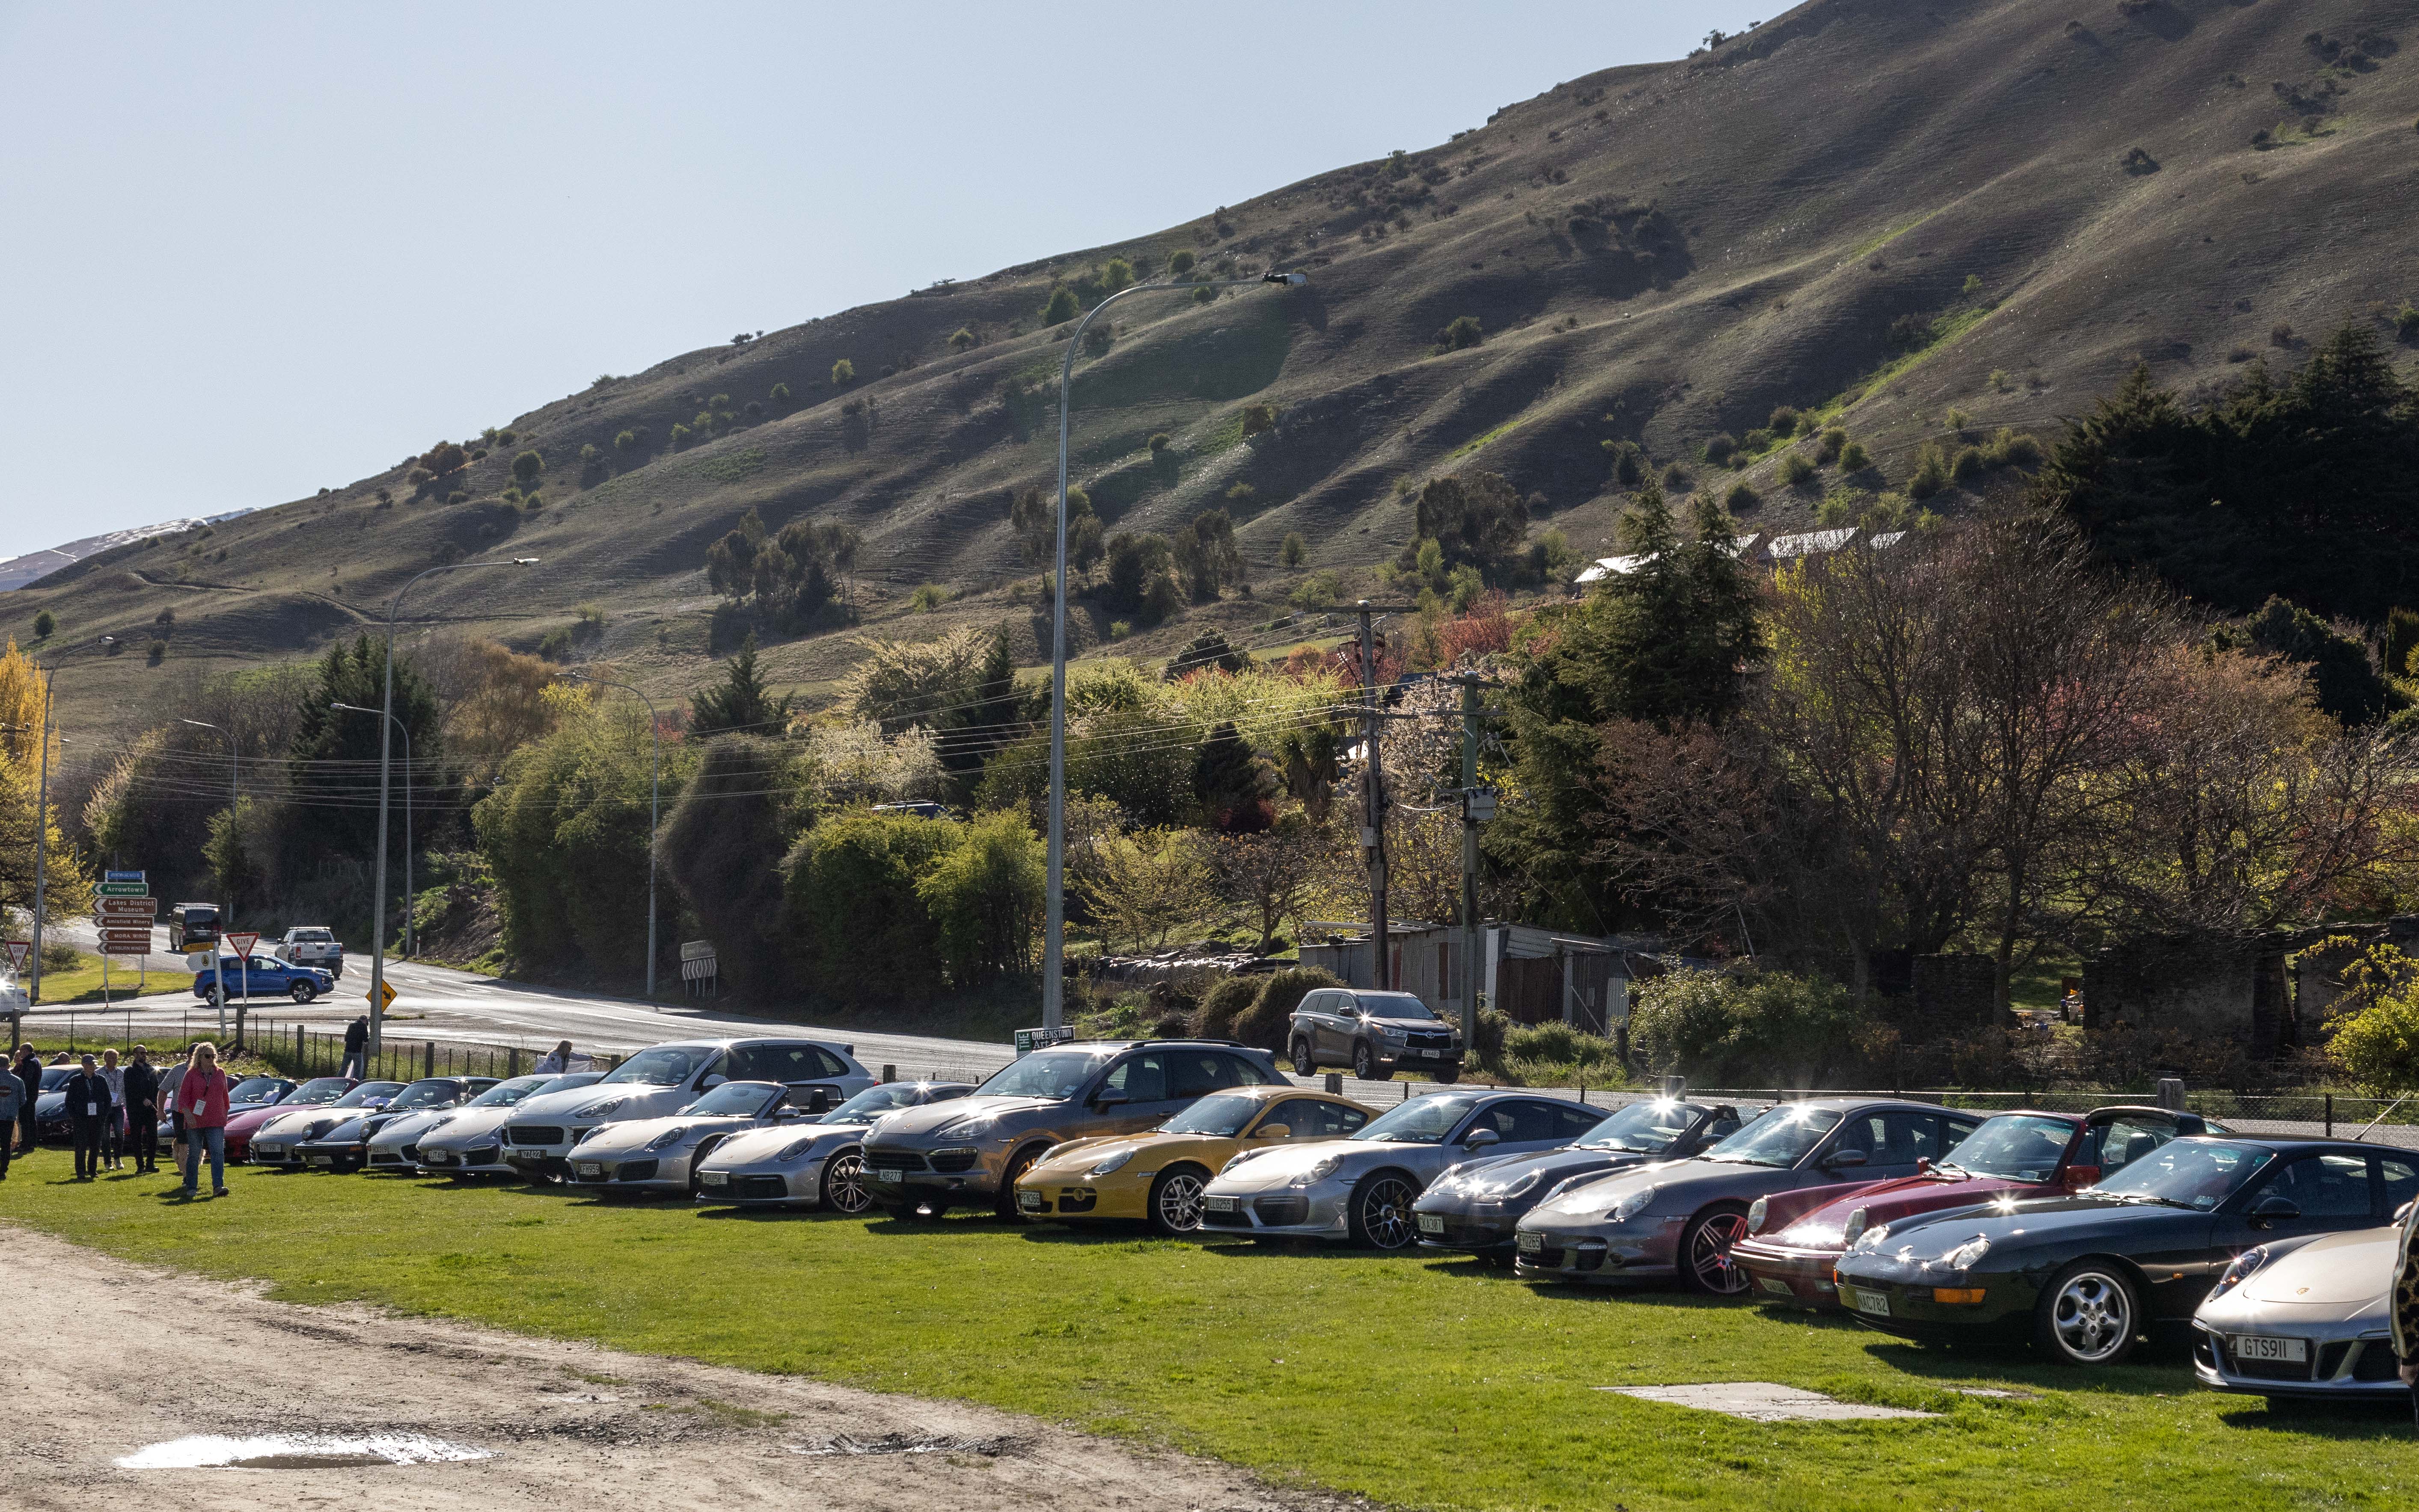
[330,704,412,957]
[368,558,537,1055]
[26,636,114,1005]
[1041,270,1305,1031]
[179,717,237,1031]
[560,671,662,1007]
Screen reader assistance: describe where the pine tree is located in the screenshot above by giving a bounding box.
[1192,720,1276,832]
[689,633,790,737]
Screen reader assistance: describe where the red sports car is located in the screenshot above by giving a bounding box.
[224,1075,357,1161]
[1731,1104,2218,1309]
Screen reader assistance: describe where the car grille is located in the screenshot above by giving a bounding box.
[2352,1341,2400,1382]
[507,1126,565,1146]
[1406,1032,1457,1050]
[1252,1196,1309,1227]
[1424,1221,1498,1247]
[737,1176,790,1200]
[1568,1240,1609,1272]
[617,1160,659,1183]
[464,1145,498,1165]
[1201,1205,1253,1228]
[929,1148,980,1174]
[2216,1339,2313,1381]
[863,1147,925,1172]
[1054,1191,1098,1214]
[369,1152,408,1167]
[253,1143,282,1160]
[1525,1244,1567,1269]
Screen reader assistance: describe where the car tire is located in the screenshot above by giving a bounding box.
[1352,1041,1391,1082]
[1678,1204,1753,1297]
[1148,1164,1212,1237]
[996,1144,1045,1221]
[1347,1170,1421,1251]
[686,1139,721,1198]
[1290,1038,1317,1077]
[2033,1260,2141,1366]
[1433,1065,1461,1085]
[820,1149,873,1214]
[290,983,316,1004]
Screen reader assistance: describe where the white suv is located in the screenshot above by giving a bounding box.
[280,927,345,977]
[496,1038,874,1179]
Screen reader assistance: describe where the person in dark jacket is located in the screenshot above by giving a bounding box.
[10,1046,36,1154]
[64,1054,113,1180]
[342,1016,368,1078]
[122,1045,161,1174]
[0,1063,20,1179]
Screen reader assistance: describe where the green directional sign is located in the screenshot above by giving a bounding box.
[96,882,151,897]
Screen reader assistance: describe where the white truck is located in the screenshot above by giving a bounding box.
[279,927,345,977]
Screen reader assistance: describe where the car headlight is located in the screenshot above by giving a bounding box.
[1087,1149,1134,1178]
[776,1137,817,1161]
[1602,1184,1658,1223]
[2210,1244,2271,1299]
[1846,1220,1891,1254]
[1747,1196,1770,1234]
[420,1114,454,1132]
[1497,1169,1543,1200]
[1220,1147,1273,1176]
[1841,1206,1874,1245]
[573,1099,625,1119]
[1289,1155,1343,1188]
[1938,1235,1991,1273]
[647,1127,689,1152]
[948,1115,997,1139]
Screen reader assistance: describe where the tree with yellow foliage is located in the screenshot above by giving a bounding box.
[0,639,94,921]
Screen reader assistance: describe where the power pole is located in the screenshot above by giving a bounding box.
[1442,672,1499,1047]
[1357,603,1389,990]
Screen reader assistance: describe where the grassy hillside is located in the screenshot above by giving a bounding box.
[22,0,2419,737]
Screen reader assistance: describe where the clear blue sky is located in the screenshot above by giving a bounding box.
[0,1,1765,547]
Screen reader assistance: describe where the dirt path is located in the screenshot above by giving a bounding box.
[5,1224,1355,1512]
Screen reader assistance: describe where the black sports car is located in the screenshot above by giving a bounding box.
[1832,1134,2411,1366]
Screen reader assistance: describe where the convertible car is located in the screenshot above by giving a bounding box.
[696,1080,976,1212]
[249,1081,407,1167]
[563,1079,823,1197]
[413,1072,604,1176]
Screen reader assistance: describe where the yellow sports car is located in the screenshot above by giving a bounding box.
[1016,1083,1373,1235]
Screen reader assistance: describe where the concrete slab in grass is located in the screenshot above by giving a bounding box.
[1599,1382,1941,1422]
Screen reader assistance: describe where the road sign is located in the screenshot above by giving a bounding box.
[185,951,215,971]
[369,977,396,1010]
[4,941,27,973]
[96,881,149,897]
[96,896,156,918]
[100,936,154,957]
[226,931,260,959]
[104,870,145,883]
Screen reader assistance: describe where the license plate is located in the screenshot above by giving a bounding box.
[1418,1214,1445,1234]
[2235,1334,2307,1363]
[1018,1191,1046,1211]
[1517,1231,1543,1253]
[577,1163,601,1177]
[1204,1195,1238,1213]
[307,1155,333,1166]
[256,1145,280,1158]
[877,1169,903,1185]
[1850,1288,1892,1317]
[1419,1049,1439,1059]
[1760,1276,1794,1296]
[424,1151,450,1164]
[701,1170,727,1186]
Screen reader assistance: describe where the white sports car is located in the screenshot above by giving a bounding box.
[402,1072,604,1176]
[562,1081,823,1197]
[695,1081,977,1211]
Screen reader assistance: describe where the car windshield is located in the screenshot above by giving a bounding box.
[229,1076,285,1103]
[387,1081,467,1111]
[286,1078,355,1106]
[1351,992,1437,1021]
[40,1067,77,1090]
[292,930,333,942]
[1939,1114,2077,1181]
[467,1076,552,1108]
[824,1084,927,1122]
[1706,1105,1843,1167]
[331,1081,405,1108]
[1577,1100,1697,1153]
[976,1049,1108,1101]
[2089,1140,2275,1209]
[1353,1094,1480,1145]
[601,1047,714,1087]
[1161,1093,1263,1138]
[681,1082,779,1117]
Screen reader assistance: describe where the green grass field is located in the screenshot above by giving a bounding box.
[3,1161,2411,1510]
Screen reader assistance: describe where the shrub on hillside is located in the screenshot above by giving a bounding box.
[948,328,976,353]
[1815,428,1846,464]
[1195,973,1261,1040]
[1280,531,1306,567]
[1724,481,1760,513]
[1840,440,1871,471]
[1629,966,1864,1087]
[1983,427,2042,468]
[1767,405,1802,436]
[1436,315,1483,351]
[1661,462,1689,489]
[787,807,958,1005]
[613,430,638,452]
[1232,966,1342,1054]
[1702,432,1738,465]
[1777,452,1816,487]
[1043,287,1080,325]
[1906,442,1951,499]
[1950,445,1988,483]
[831,357,856,385]
[1168,249,1196,275]
[1242,402,1278,437]
[770,382,791,404]
[32,610,54,638]
[512,450,543,484]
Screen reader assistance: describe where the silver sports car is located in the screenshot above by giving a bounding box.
[249,1081,408,1167]
[1197,1088,1610,1250]
[695,1081,977,1211]
[498,1037,874,1179]
[400,1072,603,1176]
[562,1080,819,1197]
[2193,1219,2413,1402]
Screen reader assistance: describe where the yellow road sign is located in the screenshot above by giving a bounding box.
[369,977,396,1010]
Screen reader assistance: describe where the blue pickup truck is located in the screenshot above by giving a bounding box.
[192,952,335,1005]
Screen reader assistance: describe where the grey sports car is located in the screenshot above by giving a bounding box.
[694,1081,977,1211]
[413,1072,604,1176]
[1198,1088,1611,1250]
[563,1080,820,1196]
[2193,1214,2414,1401]
[1514,1097,1977,1294]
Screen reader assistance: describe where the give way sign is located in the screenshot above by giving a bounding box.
[225,932,260,959]
[4,941,27,973]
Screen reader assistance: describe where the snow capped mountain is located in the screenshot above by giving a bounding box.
[0,509,253,590]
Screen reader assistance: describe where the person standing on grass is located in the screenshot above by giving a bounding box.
[2393,1187,2419,1431]
[122,1046,160,1174]
[64,1053,112,1180]
[158,1043,194,1176]
[342,1015,368,1078]
[98,1049,126,1170]
[0,1063,20,1179]
[172,1042,231,1198]
[535,1040,576,1074]
[11,1045,37,1154]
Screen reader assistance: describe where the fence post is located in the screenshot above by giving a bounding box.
[881,1064,896,1084]
[2155,1077,2187,1112]
[424,1041,435,1079]
[508,1046,521,1077]
[2324,1092,2333,1138]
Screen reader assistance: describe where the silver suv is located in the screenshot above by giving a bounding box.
[1288,988,1463,1082]
[861,1040,1286,1219]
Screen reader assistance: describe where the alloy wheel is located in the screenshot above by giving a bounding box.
[1353,1042,1385,1081]
[1358,1175,1419,1250]
[1291,1040,1317,1077]
[1153,1170,1207,1235]
[1686,1210,1751,1295]
[823,1150,872,1213]
[2049,1269,2133,1363]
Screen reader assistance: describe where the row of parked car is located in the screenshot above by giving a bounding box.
[172,1025,2415,1402]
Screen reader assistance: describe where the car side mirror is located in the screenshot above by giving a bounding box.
[2061,1164,2100,1192]
[2249,1194,2300,1227]
[1825,1148,1868,1168]
[699,1074,726,1090]
[1093,1093,1128,1109]
[1463,1127,1501,1149]
[1915,1156,1932,1174]
[1254,1123,1291,1140]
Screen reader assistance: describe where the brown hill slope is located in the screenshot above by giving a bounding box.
[24,0,2419,739]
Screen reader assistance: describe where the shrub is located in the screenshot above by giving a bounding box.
[446,490,470,505]
[831,357,856,385]
[578,443,599,463]
[537,627,571,660]
[1109,620,1133,639]
[1839,440,1871,471]
[1101,257,1134,294]
[613,430,638,451]
[1280,531,1306,567]
[1498,1020,1629,1087]
[915,809,1044,989]
[1814,428,1845,464]
[2396,303,2419,339]
[1224,482,1257,507]
[1988,368,2012,392]
[1629,966,1864,1086]
[1720,481,1759,514]
[407,466,434,485]
[669,422,692,446]
[1982,426,2043,468]
[2271,322,2294,347]
[1147,432,1172,455]
[1168,249,1196,275]
[2321,942,2419,1093]
[788,808,957,1005]
[1436,315,1483,351]
[512,449,543,484]
[1608,443,1643,485]
[909,583,948,612]
[1232,966,1342,1054]
[496,429,517,446]
[1043,287,1080,325]
[1701,432,1738,465]
[1084,324,1113,356]
[1942,407,1972,433]
[770,381,791,403]
[1192,284,1217,305]
[1950,445,1988,482]
[1196,973,1260,1040]
[32,610,54,638]
[1776,451,1816,486]
[1767,404,1802,436]
[948,328,976,353]
[1906,442,1950,498]
[1660,462,1688,489]
[1241,402,1277,436]
[1741,428,1774,454]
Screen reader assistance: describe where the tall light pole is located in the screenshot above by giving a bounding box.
[179,717,237,1028]
[368,558,538,1055]
[1041,270,1305,1032]
[561,670,662,1006]
[331,704,412,957]
[25,635,115,1004]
